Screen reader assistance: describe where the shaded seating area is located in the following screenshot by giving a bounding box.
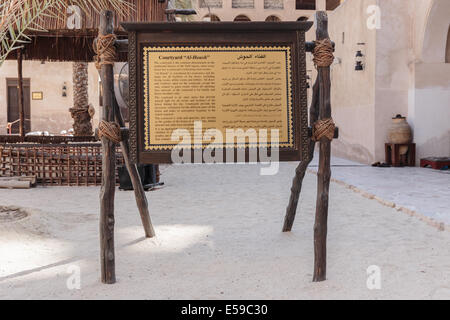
[1,0,166,186]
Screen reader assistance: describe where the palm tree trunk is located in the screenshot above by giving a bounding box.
[70,62,93,136]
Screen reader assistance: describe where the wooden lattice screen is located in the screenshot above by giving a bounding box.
[0,144,124,186]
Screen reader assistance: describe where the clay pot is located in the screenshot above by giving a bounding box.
[388,114,412,144]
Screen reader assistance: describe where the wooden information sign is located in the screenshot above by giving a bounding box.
[123,22,313,164]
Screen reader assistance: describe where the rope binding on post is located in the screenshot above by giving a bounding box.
[312,118,335,142]
[93,34,117,70]
[313,39,334,68]
[98,120,122,144]
[311,38,335,142]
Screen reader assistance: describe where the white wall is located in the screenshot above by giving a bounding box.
[413,0,450,160]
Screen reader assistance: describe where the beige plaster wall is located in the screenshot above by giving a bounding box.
[412,0,450,160]
[328,0,449,164]
[0,61,100,135]
[373,0,415,162]
[327,0,377,164]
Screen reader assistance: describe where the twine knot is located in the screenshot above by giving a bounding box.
[69,107,89,115]
[313,39,334,68]
[313,118,335,141]
[93,34,117,70]
[98,120,121,144]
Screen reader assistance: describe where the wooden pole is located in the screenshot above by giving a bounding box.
[313,11,332,282]
[98,10,116,284]
[112,95,155,238]
[283,77,320,232]
[17,49,25,138]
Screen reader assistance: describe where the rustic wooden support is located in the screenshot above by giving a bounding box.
[112,94,156,238]
[283,11,334,282]
[0,178,31,189]
[98,10,116,284]
[305,41,335,53]
[17,49,25,137]
[115,39,128,53]
[95,127,129,141]
[312,11,333,282]
[165,9,197,15]
[283,77,320,232]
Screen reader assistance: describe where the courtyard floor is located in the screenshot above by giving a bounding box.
[309,155,450,227]
[0,161,449,299]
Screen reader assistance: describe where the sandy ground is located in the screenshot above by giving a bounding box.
[0,163,449,299]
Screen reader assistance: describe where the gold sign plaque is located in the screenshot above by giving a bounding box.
[32,92,43,100]
[143,46,294,151]
[123,21,313,164]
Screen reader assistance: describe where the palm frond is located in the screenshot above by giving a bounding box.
[0,0,134,66]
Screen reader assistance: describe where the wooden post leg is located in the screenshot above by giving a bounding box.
[313,132,331,281]
[283,78,320,232]
[98,10,116,284]
[385,144,390,165]
[17,49,25,138]
[122,153,156,238]
[313,11,333,282]
[112,96,155,238]
[410,144,416,167]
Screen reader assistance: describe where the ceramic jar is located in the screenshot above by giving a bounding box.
[388,114,412,144]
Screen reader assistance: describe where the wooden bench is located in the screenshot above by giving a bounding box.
[420,157,450,170]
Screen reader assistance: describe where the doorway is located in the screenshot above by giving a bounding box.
[6,78,31,134]
[446,25,450,63]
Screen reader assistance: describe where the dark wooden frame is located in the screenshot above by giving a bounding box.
[6,78,31,135]
[123,22,313,164]
[385,143,416,167]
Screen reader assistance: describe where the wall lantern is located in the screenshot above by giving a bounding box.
[355,43,365,71]
[355,50,364,71]
[306,74,311,89]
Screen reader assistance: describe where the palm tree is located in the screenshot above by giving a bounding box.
[70,62,93,136]
[0,0,132,136]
